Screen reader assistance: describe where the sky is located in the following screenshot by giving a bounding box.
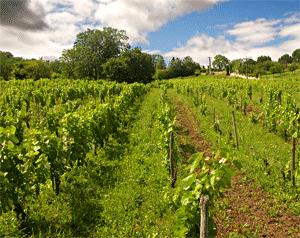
[0,0,299,65]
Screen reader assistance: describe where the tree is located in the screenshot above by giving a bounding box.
[168,57,184,78]
[212,55,229,71]
[61,48,89,79]
[182,56,200,76]
[256,60,273,72]
[102,48,155,83]
[257,55,271,63]
[230,59,242,73]
[155,69,170,79]
[270,62,284,74]
[239,58,256,76]
[61,28,130,79]
[156,56,201,79]
[13,60,51,80]
[0,51,14,80]
[292,49,300,63]
[288,62,299,72]
[278,54,292,68]
[48,60,63,75]
[151,54,166,70]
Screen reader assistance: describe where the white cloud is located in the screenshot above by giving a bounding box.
[0,0,222,58]
[227,18,280,46]
[0,26,66,58]
[0,0,299,63]
[0,0,102,58]
[94,0,223,43]
[164,34,237,65]
[164,14,300,65]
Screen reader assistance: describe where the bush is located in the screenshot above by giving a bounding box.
[287,63,299,72]
[103,48,154,83]
[270,63,284,74]
[154,69,171,80]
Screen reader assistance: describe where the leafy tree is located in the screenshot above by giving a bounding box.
[257,55,271,63]
[152,54,166,70]
[292,49,300,63]
[61,28,130,79]
[278,54,293,68]
[270,62,284,74]
[256,60,273,72]
[156,56,201,79]
[229,59,242,73]
[60,49,78,79]
[239,58,256,75]
[102,57,127,82]
[13,60,51,80]
[103,48,154,83]
[212,55,229,71]
[12,61,27,80]
[168,57,184,78]
[48,60,63,75]
[61,48,90,79]
[0,51,23,80]
[287,62,299,72]
[182,56,200,76]
[155,69,170,80]
[0,51,14,80]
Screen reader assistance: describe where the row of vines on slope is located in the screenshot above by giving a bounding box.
[158,84,234,237]
[0,79,148,234]
[168,76,300,214]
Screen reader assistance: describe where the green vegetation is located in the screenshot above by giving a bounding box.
[1,26,300,81]
[226,49,300,77]
[169,73,300,214]
[1,26,300,237]
[103,48,154,83]
[155,56,201,80]
[1,71,300,237]
[0,79,149,236]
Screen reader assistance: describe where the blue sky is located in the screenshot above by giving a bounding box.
[0,0,299,64]
[142,0,300,52]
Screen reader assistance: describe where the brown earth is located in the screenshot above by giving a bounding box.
[171,95,300,238]
[246,104,262,115]
[215,173,300,237]
[173,98,211,157]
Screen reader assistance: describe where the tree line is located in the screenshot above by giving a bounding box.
[0,27,201,83]
[1,27,299,82]
[212,50,300,77]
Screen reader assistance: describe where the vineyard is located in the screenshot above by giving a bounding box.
[1,72,300,237]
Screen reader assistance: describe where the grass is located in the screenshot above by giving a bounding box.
[0,88,176,237]
[94,88,175,237]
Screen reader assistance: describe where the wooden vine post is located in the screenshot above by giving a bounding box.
[291,138,296,186]
[213,108,216,124]
[199,195,209,238]
[169,131,176,187]
[231,111,239,150]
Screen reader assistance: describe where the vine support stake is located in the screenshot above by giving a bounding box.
[169,131,176,187]
[232,111,239,150]
[200,195,209,238]
[213,108,216,124]
[291,138,296,186]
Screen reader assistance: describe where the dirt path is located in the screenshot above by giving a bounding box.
[173,98,211,157]
[215,174,300,237]
[171,96,300,238]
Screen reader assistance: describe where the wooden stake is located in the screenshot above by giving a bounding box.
[169,131,176,187]
[232,111,239,150]
[291,138,296,186]
[200,195,209,238]
[213,108,216,124]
